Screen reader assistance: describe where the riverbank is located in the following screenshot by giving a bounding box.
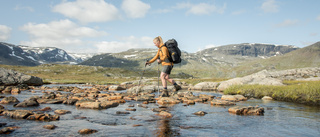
[224,80,320,105]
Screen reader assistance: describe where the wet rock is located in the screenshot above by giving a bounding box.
[62,99,78,105]
[11,87,21,94]
[194,111,207,116]
[14,98,39,107]
[221,95,247,102]
[2,86,12,94]
[228,106,264,115]
[262,96,273,100]
[100,101,119,109]
[199,94,215,100]
[211,99,236,106]
[36,113,60,121]
[157,97,181,105]
[157,111,173,118]
[125,108,136,111]
[127,86,156,94]
[34,107,52,112]
[42,92,56,99]
[43,124,57,130]
[108,85,125,91]
[0,126,20,134]
[0,96,19,104]
[76,102,101,109]
[78,128,98,134]
[2,110,33,119]
[134,94,155,101]
[116,111,130,114]
[37,99,63,104]
[54,109,71,115]
[133,124,143,127]
[105,95,123,100]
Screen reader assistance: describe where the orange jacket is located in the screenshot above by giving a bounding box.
[149,45,173,66]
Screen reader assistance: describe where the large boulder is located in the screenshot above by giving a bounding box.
[190,82,219,91]
[0,68,43,86]
[218,70,283,91]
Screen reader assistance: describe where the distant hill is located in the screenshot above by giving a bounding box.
[0,42,39,66]
[0,42,79,66]
[232,42,320,76]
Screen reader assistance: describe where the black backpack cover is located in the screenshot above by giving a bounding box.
[164,39,181,64]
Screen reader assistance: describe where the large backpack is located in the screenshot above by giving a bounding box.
[163,39,181,64]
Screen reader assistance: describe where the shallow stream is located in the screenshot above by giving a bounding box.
[1,84,319,136]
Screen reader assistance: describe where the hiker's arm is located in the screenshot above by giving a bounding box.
[148,49,160,64]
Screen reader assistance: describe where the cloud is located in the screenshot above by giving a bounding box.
[14,5,34,12]
[52,0,120,23]
[175,2,226,15]
[122,0,151,18]
[261,0,279,13]
[317,15,320,21]
[0,25,12,41]
[275,19,299,27]
[20,19,107,52]
[94,36,154,53]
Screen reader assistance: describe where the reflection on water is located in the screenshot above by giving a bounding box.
[0,85,319,136]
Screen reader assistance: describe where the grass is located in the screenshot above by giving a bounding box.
[223,80,320,105]
[0,64,139,85]
[0,64,225,86]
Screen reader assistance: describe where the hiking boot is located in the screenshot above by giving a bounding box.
[174,84,182,91]
[160,89,169,97]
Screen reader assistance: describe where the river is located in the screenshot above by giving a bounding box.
[0,84,319,136]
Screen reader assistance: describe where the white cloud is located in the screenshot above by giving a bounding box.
[94,36,154,53]
[121,0,150,18]
[0,25,12,41]
[52,0,120,23]
[14,5,34,12]
[261,0,279,13]
[20,19,107,52]
[275,19,298,27]
[175,2,226,15]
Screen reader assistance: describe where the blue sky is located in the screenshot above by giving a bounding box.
[0,0,319,53]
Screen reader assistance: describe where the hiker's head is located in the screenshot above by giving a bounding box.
[153,36,163,48]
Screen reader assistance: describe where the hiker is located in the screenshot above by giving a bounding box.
[145,36,182,97]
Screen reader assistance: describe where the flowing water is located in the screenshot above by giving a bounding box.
[0,84,320,137]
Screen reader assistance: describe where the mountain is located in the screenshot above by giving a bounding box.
[0,42,78,66]
[79,43,300,78]
[232,41,320,76]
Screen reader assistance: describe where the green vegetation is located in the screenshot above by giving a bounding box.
[224,80,320,105]
[0,64,223,85]
[0,64,140,85]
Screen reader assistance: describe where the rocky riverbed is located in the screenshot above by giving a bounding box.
[0,84,320,136]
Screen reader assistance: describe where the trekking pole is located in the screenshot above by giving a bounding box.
[157,62,160,97]
[138,59,149,87]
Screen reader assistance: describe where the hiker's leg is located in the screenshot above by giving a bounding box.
[160,72,167,88]
[164,74,175,85]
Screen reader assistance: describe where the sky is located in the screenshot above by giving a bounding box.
[0,0,320,53]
